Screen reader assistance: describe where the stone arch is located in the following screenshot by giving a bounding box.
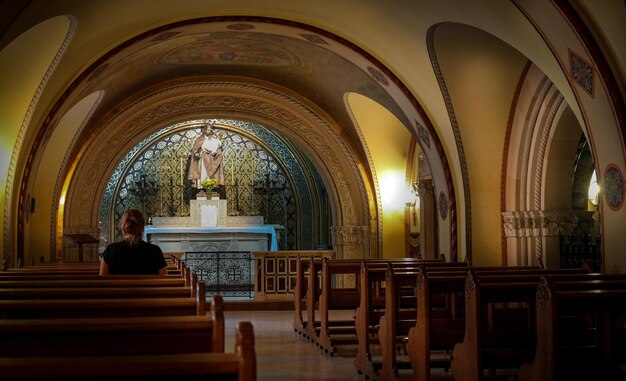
[1,15,76,264]
[63,79,372,259]
[503,64,588,267]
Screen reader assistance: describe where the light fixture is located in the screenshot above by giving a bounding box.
[588,170,600,206]
[405,181,419,207]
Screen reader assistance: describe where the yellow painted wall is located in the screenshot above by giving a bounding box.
[26,92,103,262]
[347,93,412,258]
[0,16,70,261]
[433,24,528,265]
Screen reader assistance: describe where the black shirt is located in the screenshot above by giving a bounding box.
[102,240,167,275]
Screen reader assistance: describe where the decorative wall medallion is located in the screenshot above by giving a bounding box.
[604,164,624,211]
[415,121,431,149]
[151,31,180,42]
[366,66,389,86]
[569,49,594,97]
[438,191,448,220]
[300,34,328,45]
[226,23,255,31]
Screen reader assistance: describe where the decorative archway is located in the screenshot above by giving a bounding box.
[502,64,591,267]
[61,79,373,260]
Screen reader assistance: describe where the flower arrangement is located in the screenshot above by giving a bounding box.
[201,178,217,193]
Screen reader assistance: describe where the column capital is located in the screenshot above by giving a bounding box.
[501,210,594,237]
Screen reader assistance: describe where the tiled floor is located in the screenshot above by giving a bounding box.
[223,310,454,381]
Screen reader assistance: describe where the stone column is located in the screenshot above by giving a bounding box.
[417,180,436,260]
[331,225,370,287]
[331,225,370,260]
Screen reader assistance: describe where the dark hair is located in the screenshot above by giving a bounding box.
[120,208,145,246]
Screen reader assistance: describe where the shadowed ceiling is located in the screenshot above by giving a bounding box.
[71,19,409,163]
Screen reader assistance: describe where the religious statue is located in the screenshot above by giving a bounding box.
[188,123,224,189]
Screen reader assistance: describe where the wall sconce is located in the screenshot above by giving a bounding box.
[405,181,420,208]
[588,171,600,206]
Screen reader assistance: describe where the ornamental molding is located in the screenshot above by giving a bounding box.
[501,210,594,238]
[66,81,370,239]
[331,225,369,246]
[4,16,77,260]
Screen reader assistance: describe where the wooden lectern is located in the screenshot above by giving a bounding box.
[64,234,99,262]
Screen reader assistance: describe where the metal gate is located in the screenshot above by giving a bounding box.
[183,251,254,298]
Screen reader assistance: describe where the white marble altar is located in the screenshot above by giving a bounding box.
[144,199,278,252]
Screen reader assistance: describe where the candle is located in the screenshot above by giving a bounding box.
[179,158,183,186]
[159,176,163,215]
[231,160,235,185]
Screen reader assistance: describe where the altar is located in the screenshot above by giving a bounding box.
[144,199,278,253]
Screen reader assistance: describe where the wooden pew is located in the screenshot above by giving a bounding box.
[0,281,207,319]
[406,268,466,381]
[451,270,565,381]
[293,255,322,339]
[354,262,391,379]
[353,261,469,379]
[449,270,615,381]
[355,263,534,379]
[316,257,362,353]
[314,258,446,353]
[519,275,626,381]
[375,265,579,380]
[0,269,183,277]
[1,256,180,273]
[0,277,187,288]
[0,286,194,299]
[0,321,256,381]
[377,264,422,380]
[0,294,225,355]
[406,267,595,381]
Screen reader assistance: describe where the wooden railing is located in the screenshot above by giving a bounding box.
[251,250,334,302]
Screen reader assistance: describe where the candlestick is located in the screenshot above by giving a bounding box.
[179,158,183,186]
[159,176,163,216]
[231,160,235,185]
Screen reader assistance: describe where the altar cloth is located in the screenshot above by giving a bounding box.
[144,225,277,251]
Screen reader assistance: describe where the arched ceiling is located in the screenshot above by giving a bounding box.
[2,0,624,266]
[56,18,409,165]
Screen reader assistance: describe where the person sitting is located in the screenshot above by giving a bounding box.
[99,208,167,275]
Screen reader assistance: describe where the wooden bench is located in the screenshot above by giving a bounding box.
[406,268,466,381]
[311,258,445,353]
[0,277,188,288]
[353,261,469,379]
[406,267,595,381]
[0,321,256,381]
[377,265,423,380]
[0,285,196,299]
[355,262,539,379]
[293,255,323,339]
[0,294,225,355]
[449,270,616,381]
[0,281,206,319]
[315,257,363,353]
[1,262,181,274]
[519,275,626,381]
[0,269,183,277]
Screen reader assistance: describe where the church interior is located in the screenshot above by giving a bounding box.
[0,1,625,380]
